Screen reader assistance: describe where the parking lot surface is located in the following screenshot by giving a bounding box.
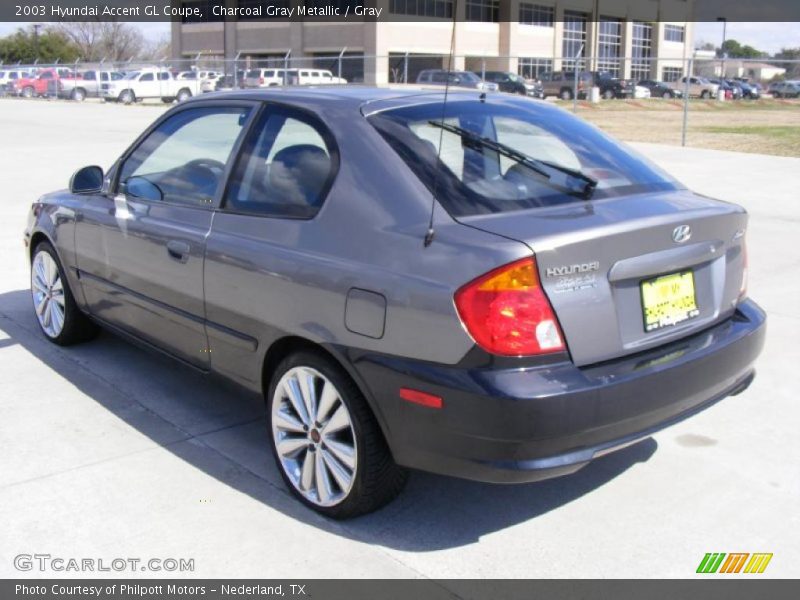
[0,100,798,579]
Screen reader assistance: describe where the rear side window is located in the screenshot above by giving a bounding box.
[223,108,336,218]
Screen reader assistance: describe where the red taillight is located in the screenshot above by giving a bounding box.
[454,257,565,356]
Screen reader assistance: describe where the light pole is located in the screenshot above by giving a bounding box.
[717,17,727,79]
[32,24,42,61]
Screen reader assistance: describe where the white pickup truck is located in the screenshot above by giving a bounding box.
[102,69,203,104]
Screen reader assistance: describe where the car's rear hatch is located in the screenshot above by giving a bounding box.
[459,190,748,366]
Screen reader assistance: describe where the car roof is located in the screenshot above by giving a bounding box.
[185,85,558,117]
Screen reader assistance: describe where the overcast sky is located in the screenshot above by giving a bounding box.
[1,21,798,54]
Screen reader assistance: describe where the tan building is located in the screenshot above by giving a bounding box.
[172,1,695,83]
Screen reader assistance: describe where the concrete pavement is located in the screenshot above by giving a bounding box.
[0,100,797,579]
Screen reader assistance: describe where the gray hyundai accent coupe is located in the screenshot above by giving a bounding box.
[24,88,765,518]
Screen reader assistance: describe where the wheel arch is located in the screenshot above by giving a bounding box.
[261,335,396,452]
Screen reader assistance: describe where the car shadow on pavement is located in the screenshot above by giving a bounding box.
[0,288,656,551]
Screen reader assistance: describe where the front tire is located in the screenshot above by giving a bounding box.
[119,90,135,105]
[176,88,192,102]
[603,89,614,100]
[22,86,34,98]
[662,90,673,99]
[267,351,407,519]
[31,241,98,346]
[701,90,710,99]
[560,88,573,101]
[71,88,86,102]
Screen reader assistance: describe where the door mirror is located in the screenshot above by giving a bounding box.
[69,166,104,194]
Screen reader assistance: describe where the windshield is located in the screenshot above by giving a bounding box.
[368,99,682,216]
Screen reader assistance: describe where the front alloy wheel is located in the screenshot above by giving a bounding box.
[268,352,407,518]
[31,250,65,339]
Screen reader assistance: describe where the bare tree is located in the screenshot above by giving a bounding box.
[55,22,144,62]
[141,33,172,61]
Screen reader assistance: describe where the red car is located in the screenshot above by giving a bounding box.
[15,68,80,98]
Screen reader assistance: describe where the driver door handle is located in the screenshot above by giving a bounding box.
[166,240,191,263]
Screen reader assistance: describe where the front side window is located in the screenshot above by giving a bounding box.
[118,106,251,207]
[140,73,154,81]
[223,108,336,218]
[369,100,682,217]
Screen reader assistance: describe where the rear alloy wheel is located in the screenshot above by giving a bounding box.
[176,89,192,102]
[31,242,98,345]
[119,90,134,105]
[268,352,407,518]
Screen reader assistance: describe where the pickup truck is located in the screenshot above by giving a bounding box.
[59,70,123,101]
[102,69,203,104]
[13,68,74,98]
[672,76,719,99]
[540,70,631,100]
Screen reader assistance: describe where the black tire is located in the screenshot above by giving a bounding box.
[31,241,98,346]
[119,90,134,105]
[161,97,175,103]
[662,91,672,99]
[71,88,86,102]
[176,88,192,102]
[22,86,34,98]
[603,89,614,100]
[701,90,710,99]
[560,88,573,101]
[267,350,408,519]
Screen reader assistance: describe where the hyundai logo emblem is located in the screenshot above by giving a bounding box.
[672,225,692,244]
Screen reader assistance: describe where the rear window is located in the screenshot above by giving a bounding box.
[368,99,682,217]
[247,69,261,77]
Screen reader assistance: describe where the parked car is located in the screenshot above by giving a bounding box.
[201,73,223,93]
[214,71,247,92]
[416,69,498,91]
[637,79,683,99]
[630,83,651,99]
[476,71,540,97]
[25,88,764,518]
[0,69,32,92]
[730,78,760,99]
[59,70,123,101]
[673,76,719,99]
[13,68,68,98]
[246,68,285,88]
[176,70,220,81]
[540,71,630,100]
[709,79,741,100]
[770,81,800,98]
[101,68,203,104]
[286,69,347,85]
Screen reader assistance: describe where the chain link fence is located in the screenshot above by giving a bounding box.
[2,53,799,154]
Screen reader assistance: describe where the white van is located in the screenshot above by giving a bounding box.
[245,68,290,88]
[287,69,347,85]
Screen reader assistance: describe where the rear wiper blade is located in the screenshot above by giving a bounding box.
[428,120,597,199]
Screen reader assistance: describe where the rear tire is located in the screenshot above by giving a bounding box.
[22,86,34,98]
[119,90,134,105]
[603,89,614,100]
[161,97,175,103]
[701,90,710,99]
[71,88,86,102]
[560,88,573,101]
[267,350,407,519]
[176,88,192,102]
[31,241,98,346]
[662,91,672,99]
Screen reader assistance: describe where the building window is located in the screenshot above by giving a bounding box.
[597,17,622,77]
[562,11,587,71]
[518,57,553,80]
[519,3,554,27]
[662,66,684,82]
[389,0,453,18]
[664,24,685,43]
[631,21,653,81]
[465,0,499,22]
[181,1,224,23]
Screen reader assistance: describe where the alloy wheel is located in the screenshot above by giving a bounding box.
[31,251,66,339]
[271,366,358,507]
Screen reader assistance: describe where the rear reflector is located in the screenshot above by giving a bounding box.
[399,388,443,409]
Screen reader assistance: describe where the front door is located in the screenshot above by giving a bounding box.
[74,103,255,367]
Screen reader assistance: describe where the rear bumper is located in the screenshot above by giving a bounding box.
[353,299,766,483]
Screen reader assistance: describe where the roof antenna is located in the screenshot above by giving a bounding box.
[425,0,458,248]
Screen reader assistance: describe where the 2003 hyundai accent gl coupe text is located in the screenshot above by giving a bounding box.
[24,88,766,518]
